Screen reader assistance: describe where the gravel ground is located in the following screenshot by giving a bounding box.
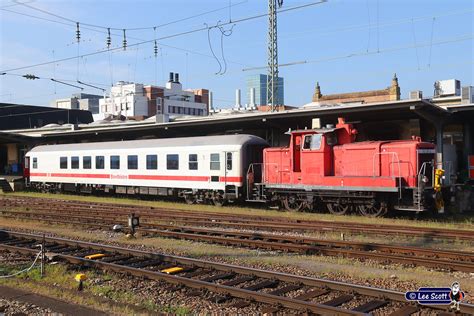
[2,226,473,315]
[0,298,54,316]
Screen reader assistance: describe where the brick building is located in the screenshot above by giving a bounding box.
[312,74,401,104]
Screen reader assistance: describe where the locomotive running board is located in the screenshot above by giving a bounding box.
[264,184,399,193]
[393,206,425,212]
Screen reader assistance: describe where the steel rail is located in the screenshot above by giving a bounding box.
[1,196,472,240]
[2,210,473,273]
[1,230,473,315]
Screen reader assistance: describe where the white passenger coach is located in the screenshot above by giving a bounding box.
[25,134,268,205]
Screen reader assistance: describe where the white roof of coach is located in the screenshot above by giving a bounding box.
[29,134,268,153]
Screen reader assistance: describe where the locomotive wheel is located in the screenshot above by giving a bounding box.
[184,194,196,205]
[357,201,387,217]
[212,194,226,207]
[282,195,303,212]
[327,202,350,215]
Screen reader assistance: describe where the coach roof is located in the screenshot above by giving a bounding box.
[28,134,268,153]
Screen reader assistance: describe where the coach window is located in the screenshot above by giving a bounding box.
[96,156,105,169]
[60,157,67,169]
[167,154,179,170]
[226,152,232,170]
[110,155,120,169]
[210,153,220,170]
[32,157,38,169]
[303,134,322,150]
[83,156,92,169]
[146,155,157,170]
[188,154,198,170]
[128,155,138,170]
[71,156,79,169]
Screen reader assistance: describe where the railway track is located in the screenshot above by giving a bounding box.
[1,195,473,241]
[1,230,473,315]
[2,208,473,273]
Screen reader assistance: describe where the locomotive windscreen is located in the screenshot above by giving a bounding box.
[417,148,436,187]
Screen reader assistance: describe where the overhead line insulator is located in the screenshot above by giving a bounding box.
[106,28,111,49]
[122,29,127,50]
[76,22,81,42]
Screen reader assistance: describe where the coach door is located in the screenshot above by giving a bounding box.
[209,151,236,189]
[209,152,224,187]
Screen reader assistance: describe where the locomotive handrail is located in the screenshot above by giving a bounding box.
[372,151,402,199]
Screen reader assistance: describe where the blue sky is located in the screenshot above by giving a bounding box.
[0,0,473,108]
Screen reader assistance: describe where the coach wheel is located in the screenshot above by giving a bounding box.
[212,194,226,207]
[357,201,387,217]
[282,195,303,212]
[327,202,350,215]
[184,194,196,205]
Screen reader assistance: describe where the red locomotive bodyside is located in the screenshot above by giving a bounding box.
[259,118,437,215]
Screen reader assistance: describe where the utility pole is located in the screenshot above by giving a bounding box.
[266,0,283,112]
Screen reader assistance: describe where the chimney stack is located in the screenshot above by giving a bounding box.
[235,89,241,109]
[209,91,213,111]
[249,87,256,108]
[174,73,180,84]
[168,72,174,83]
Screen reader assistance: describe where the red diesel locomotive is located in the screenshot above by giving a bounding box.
[247,118,442,216]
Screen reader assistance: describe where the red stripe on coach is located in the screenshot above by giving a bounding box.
[129,175,209,181]
[49,173,110,179]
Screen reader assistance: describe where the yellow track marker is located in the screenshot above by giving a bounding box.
[84,254,106,260]
[161,267,184,274]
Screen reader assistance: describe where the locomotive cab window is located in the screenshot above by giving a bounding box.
[83,156,91,169]
[226,152,232,170]
[188,154,198,170]
[128,155,138,170]
[32,157,38,169]
[71,156,79,169]
[210,153,220,170]
[60,157,67,169]
[167,154,179,170]
[146,155,157,170]
[303,134,322,150]
[110,156,120,170]
[96,156,105,169]
[326,132,338,146]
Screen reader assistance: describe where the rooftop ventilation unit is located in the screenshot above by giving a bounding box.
[409,90,423,100]
[434,79,461,97]
[461,86,474,104]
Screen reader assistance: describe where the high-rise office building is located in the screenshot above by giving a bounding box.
[246,74,284,106]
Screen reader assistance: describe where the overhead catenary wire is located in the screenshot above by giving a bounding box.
[12,0,248,31]
[242,33,473,71]
[4,5,470,71]
[428,17,436,67]
[0,0,327,73]
[3,6,252,68]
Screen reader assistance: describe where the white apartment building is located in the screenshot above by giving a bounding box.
[97,73,209,121]
[99,82,148,118]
